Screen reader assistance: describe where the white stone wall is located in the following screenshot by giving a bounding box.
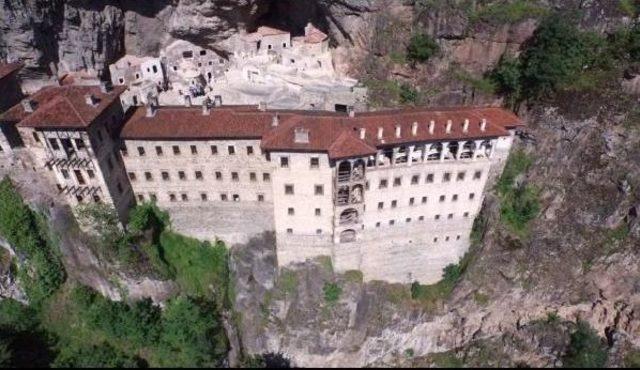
[122,138,275,244]
[269,151,335,265]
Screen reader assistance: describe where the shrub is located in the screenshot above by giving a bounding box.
[520,14,600,98]
[0,177,65,306]
[489,55,522,105]
[499,185,540,234]
[399,83,419,104]
[323,282,342,304]
[278,270,298,296]
[562,320,608,368]
[471,0,548,25]
[629,24,640,62]
[52,342,143,368]
[410,262,465,309]
[406,33,439,64]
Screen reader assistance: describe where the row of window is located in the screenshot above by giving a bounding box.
[283,184,325,195]
[128,143,256,157]
[375,193,476,209]
[373,212,471,227]
[129,169,271,183]
[373,170,482,189]
[136,192,267,203]
[279,156,320,169]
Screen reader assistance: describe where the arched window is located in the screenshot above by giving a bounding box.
[460,141,476,159]
[339,209,359,225]
[339,229,356,243]
[337,161,351,183]
[427,143,443,161]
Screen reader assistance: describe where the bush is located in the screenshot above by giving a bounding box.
[520,14,603,98]
[399,83,419,104]
[406,33,439,64]
[52,342,143,368]
[489,55,522,105]
[563,320,608,368]
[471,0,548,25]
[323,282,342,304]
[410,262,465,309]
[0,177,65,306]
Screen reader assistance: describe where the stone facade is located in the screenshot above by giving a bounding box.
[117,103,522,283]
[0,62,24,158]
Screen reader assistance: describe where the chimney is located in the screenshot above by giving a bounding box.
[347,105,355,118]
[446,119,452,134]
[145,102,156,118]
[85,94,97,106]
[359,128,366,140]
[202,97,211,115]
[480,118,487,132]
[395,124,401,138]
[377,127,383,140]
[21,99,36,113]
[258,101,267,111]
[294,127,309,143]
[183,95,191,107]
[411,121,418,136]
[213,95,222,106]
[272,113,279,127]
[463,119,469,133]
[429,120,435,135]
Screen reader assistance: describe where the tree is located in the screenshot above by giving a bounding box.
[489,55,522,105]
[406,33,439,64]
[562,320,608,368]
[520,14,591,98]
[52,342,143,368]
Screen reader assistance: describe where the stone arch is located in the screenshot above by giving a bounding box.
[339,208,359,225]
[337,161,351,182]
[479,140,492,157]
[427,142,442,161]
[336,185,350,205]
[352,159,365,180]
[445,141,459,159]
[460,140,476,159]
[339,229,356,243]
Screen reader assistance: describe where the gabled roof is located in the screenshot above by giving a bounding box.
[5,85,126,129]
[303,24,328,44]
[121,105,522,160]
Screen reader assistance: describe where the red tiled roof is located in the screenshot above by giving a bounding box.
[121,105,522,160]
[8,85,126,129]
[120,106,278,140]
[304,25,328,44]
[0,62,23,81]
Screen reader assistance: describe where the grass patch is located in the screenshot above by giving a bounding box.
[473,291,490,306]
[496,150,539,235]
[429,351,464,368]
[411,264,463,310]
[316,255,334,273]
[323,282,342,304]
[344,270,364,284]
[158,232,229,304]
[624,349,640,367]
[277,269,298,297]
[470,0,548,25]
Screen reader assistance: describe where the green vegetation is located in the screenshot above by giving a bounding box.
[277,269,298,296]
[619,0,640,17]
[623,349,640,368]
[562,320,608,368]
[495,150,539,235]
[406,33,439,64]
[0,184,232,367]
[470,0,548,25]
[404,348,415,358]
[410,263,463,309]
[429,351,464,368]
[399,83,419,104]
[344,270,364,284]
[323,282,342,304]
[489,14,640,104]
[452,66,496,95]
[473,291,490,306]
[0,177,65,306]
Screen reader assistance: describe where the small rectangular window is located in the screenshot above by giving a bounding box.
[286,228,293,234]
[178,171,186,180]
[448,213,453,219]
[137,146,145,156]
[201,193,208,201]
[145,172,153,181]
[469,193,475,200]
[156,146,163,156]
[393,177,402,187]
[195,171,203,180]
[128,172,136,181]
[228,145,235,155]
[285,184,294,195]
[474,171,482,180]
[457,171,466,181]
[379,179,388,189]
[409,197,415,206]
[439,195,445,202]
[406,218,412,223]
[314,185,324,195]
[215,171,222,180]
[231,172,239,181]
[247,146,254,155]
[391,200,397,208]
[315,208,321,216]
[169,193,177,202]
[378,202,384,210]
[411,175,419,185]
[263,173,271,182]
[190,145,198,155]
[87,170,95,179]
[288,207,295,215]
[150,193,157,202]
[452,194,458,202]
[258,194,265,202]
[162,171,170,181]
[422,196,427,204]
[221,193,228,201]
[310,157,319,168]
[426,173,434,183]
[280,157,289,168]
[389,220,395,226]
[250,172,257,182]
[435,214,440,220]
[181,193,188,201]
[464,212,470,218]
[443,172,451,182]
[211,145,218,155]
[173,145,181,155]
